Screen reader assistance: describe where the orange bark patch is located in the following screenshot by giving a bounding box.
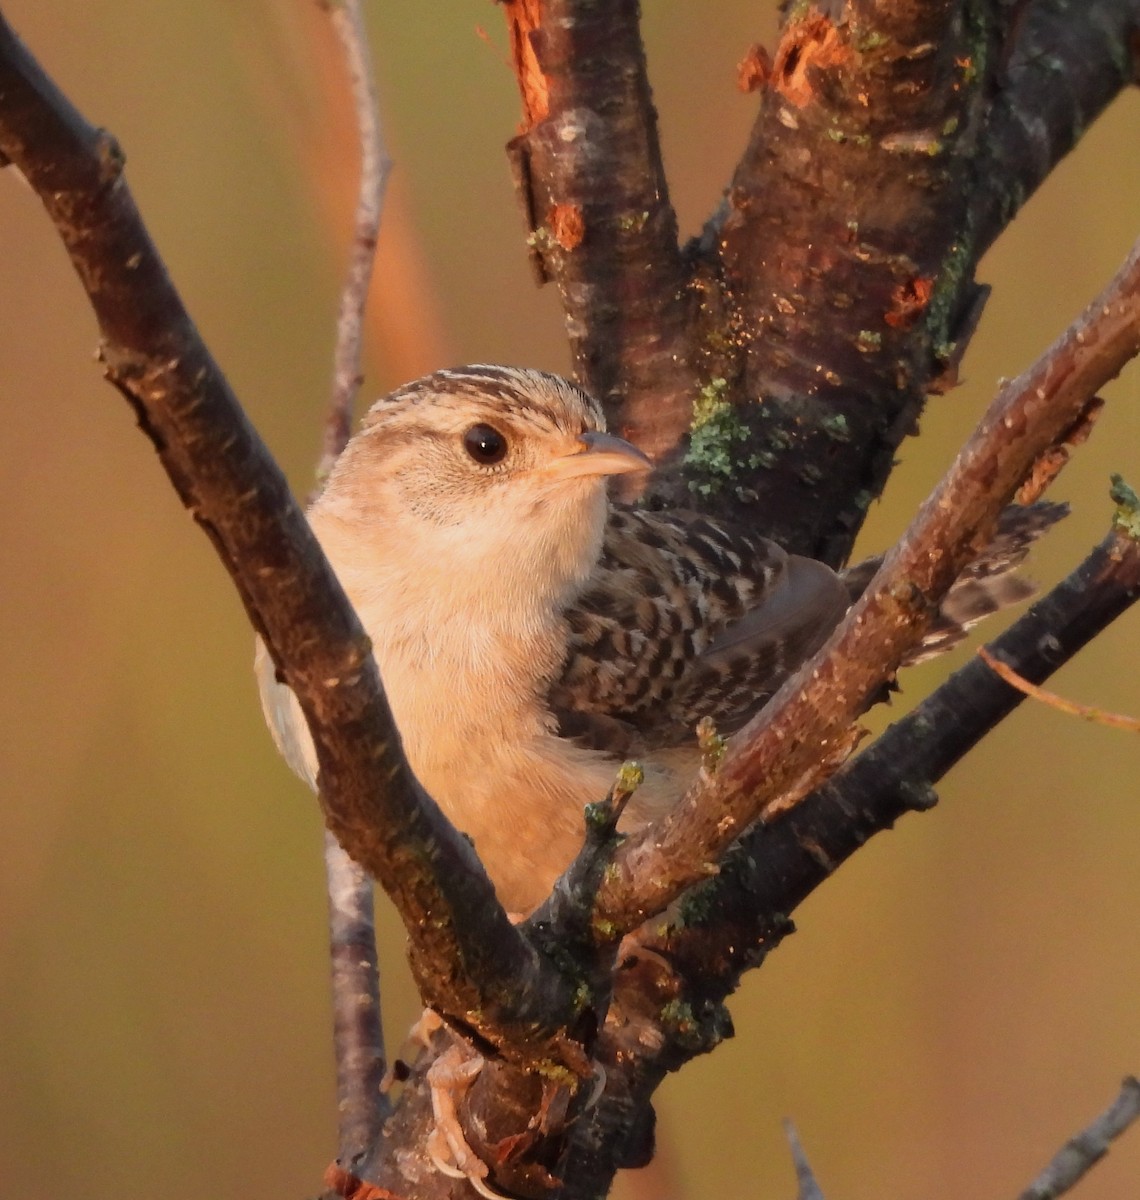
[550,202,585,251]
[1016,396,1105,503]
[737,43,772,93]
[772,12,851,107]
[884,276,934,329]
[501,0,549,130]
[323,1162,406,1200]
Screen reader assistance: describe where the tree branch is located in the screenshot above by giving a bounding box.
[314,0,394,1165]
[975,0,1140,258]
[600,235,1140,932]
[0,7,575,1063]
[501,0,697,462]
[1018,1077,1140,1200]
[315,0,392,484]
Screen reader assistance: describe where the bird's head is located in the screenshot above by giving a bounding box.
[313,365,651,603]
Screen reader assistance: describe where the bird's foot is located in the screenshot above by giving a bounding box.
[426,1044,511,1200]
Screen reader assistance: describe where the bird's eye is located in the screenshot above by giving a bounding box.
[463,423,508,466]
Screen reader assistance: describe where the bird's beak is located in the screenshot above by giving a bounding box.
[543,430,652,480]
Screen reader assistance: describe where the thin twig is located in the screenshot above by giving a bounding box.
[1018,1077,1140,1200]
[978,646,1140,733]
[326,831,389,1160]
[316,0,391,485]
[314,0,394,1164]
[783,1120,826,1200]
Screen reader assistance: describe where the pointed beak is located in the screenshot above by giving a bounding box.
[543,430,652,480]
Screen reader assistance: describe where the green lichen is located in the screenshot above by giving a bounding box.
[799,463,824,486]
[684,378,750,494]
[618,210,650,233]
[857,30,889,52]
[591,916,620,942]
[925,236,974,350]
[677,879,717,929]
[660,999,697,1035]
[695,716,727,773]
[526,226,556,253]
[855,329,882,353]
[1110,474,1140,539]
[821,413,852,443]
[603,760,644,819]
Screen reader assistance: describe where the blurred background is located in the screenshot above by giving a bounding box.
[1,4,1138,1198]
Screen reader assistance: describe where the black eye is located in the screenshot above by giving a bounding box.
[463,423,508,465]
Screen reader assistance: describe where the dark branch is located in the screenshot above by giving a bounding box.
[683,1,1009,559]
[601,235,1140,931]
[501,0,697,463]
[325,832,388,1160]
[976,0,1140,258]
[0,7,575,1061]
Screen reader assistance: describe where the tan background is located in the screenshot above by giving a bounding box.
[1,4,1138,1197]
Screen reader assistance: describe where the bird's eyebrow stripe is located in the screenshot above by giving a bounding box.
[362,365,602,440]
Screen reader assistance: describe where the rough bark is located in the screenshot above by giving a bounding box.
[3,1,1139,1197]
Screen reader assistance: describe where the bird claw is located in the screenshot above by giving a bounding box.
[426,1044,512,1200]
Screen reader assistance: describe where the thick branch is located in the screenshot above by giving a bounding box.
[502,0,697,461]
[669,1,1011,558]
[600,236,1140,931]
[976,0,1140,257]
[0,9,574,1058]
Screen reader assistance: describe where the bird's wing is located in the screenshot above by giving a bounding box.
[548,508,849,753]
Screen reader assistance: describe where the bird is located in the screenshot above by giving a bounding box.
[257,365,1058,914]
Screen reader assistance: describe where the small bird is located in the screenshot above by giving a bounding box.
[257,365,1053,913]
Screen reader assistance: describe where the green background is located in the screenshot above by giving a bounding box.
[1,4,1138,1198]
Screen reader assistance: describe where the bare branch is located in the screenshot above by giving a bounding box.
[784,1120,827,1200]
[975,0,1140,260]
[1018,1077,1140,1200]
[0,7,573,1060]
[325,832,389,1159]
[316,0,392,483]
[313,0,394,1163]
[601,237,1140,931]
[501,0,696,462]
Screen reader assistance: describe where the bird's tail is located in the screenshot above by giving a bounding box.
[840,500,1069,664]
